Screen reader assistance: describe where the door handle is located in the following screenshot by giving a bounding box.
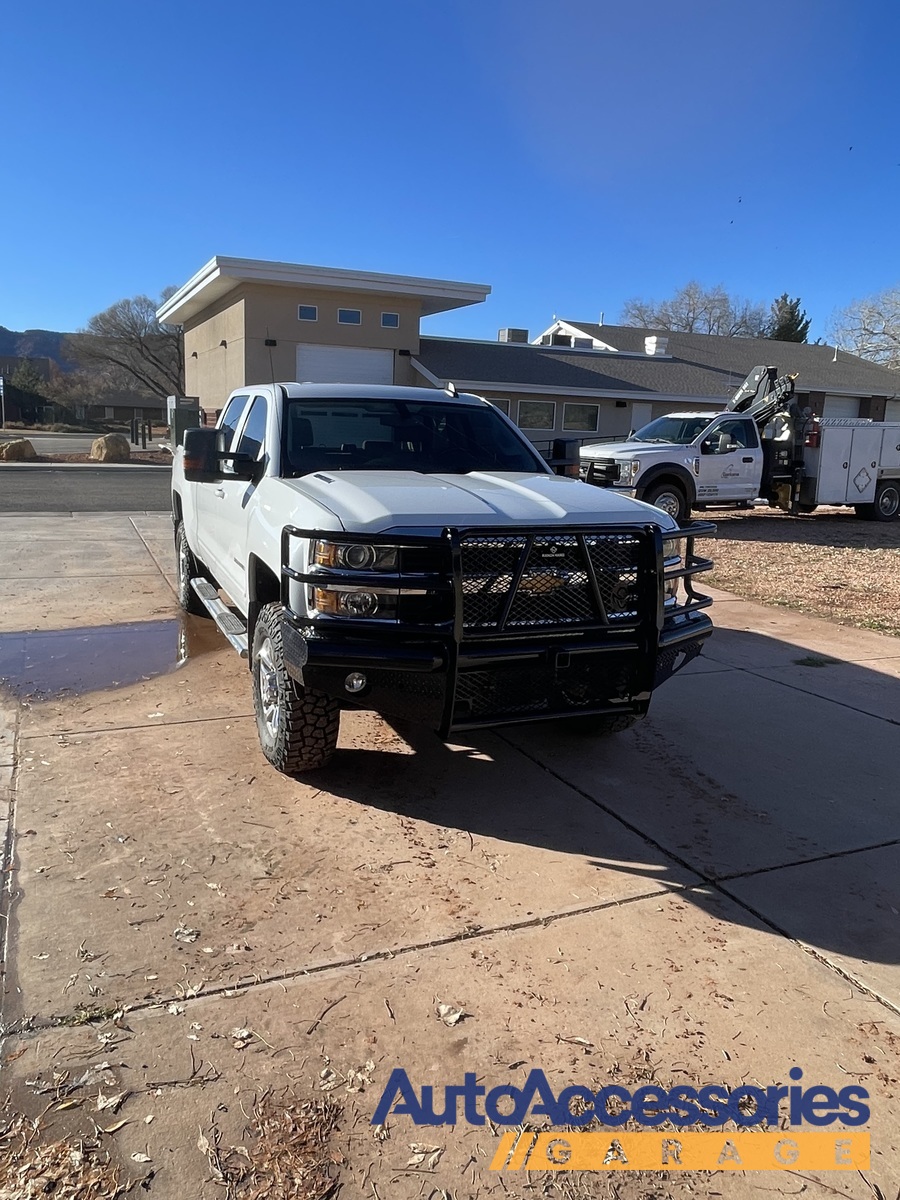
[214,488,226,498]
[742,456,754,463]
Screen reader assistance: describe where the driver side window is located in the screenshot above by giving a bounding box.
[705,420,755,453]
[236,395,269,461]
[218,394,250,450]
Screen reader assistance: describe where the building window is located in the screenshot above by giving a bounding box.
[489,398,511,416]
[563,403,600,432]
[381,312,400,329]
[518,400,556,430]
[298,305,318,321]
[338,308,362,325]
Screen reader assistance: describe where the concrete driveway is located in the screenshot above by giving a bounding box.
[0,514,898,1199]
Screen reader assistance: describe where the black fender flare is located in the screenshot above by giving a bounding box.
[635,463,697,506]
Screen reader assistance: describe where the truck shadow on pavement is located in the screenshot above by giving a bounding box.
[318,629,900,978]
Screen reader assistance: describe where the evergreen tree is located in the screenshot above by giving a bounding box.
[767,294,811,342]
[9,360,47,399]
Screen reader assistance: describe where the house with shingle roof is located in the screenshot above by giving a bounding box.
[159,257,900,443]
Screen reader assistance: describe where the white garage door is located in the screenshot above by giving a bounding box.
[885,399,900,422]
[296,344,394,385]
[822,395,859,419]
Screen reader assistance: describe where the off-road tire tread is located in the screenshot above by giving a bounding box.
[252,602,340,774]
[175,521,209,617]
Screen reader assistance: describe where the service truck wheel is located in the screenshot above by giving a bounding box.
[252,602,340,774]
[565,713,639,737]
[176,521,210,617]
[872,481,900,522]
[642,482,689,523]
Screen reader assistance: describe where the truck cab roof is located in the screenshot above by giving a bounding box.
[274,382,488,407]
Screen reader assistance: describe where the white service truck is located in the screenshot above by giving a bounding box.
[171,383,714,775]
[580,365,900,523]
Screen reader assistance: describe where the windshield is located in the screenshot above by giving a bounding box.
[281,398,548,477]
[632,415,717,445]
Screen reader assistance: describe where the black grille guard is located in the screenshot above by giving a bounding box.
[280,521,714,735]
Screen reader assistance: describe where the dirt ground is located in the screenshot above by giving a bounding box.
[706,506,900,637]
[1,514,899,1200]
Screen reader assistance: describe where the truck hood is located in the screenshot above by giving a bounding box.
[280,471,677,534]
[580,440,680,458]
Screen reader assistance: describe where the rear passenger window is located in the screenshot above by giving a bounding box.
[236,395,268,461]
[218,394,250,449]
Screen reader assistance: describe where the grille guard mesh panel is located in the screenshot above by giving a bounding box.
[458,530,643,635]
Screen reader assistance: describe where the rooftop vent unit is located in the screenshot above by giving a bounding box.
[644,335,669,356]
[498,328,529,343]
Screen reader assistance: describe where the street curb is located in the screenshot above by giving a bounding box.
[0,463,170,471]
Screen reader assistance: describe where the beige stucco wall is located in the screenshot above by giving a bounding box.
[241,283,421,386]
[183,296,246,410]
[183,283,428,405]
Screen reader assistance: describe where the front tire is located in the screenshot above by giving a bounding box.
[252,602,340,774]
[175,521,209,617]
[642,481,689,523]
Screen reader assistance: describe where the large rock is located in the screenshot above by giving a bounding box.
[90,433,131,463]
[0,438,37,461]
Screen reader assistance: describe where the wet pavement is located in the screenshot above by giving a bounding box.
[0,514,898,1200]
[0,618,222,700]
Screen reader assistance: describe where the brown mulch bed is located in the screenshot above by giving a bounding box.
[705,505,900,637]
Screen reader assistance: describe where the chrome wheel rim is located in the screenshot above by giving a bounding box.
[179,531,191,589]
[652,491,681,519]
[256,637,280,739]
[877,487,899,518]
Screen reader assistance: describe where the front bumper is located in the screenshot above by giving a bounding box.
[279,521,714,737]
[283,612,712,734]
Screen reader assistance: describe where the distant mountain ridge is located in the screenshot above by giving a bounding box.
[0,325,76,369]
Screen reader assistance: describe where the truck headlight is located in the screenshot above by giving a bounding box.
[313,586,398,619]
[662,537,686,608]
[314,540,399,571]
[615,459,640,482]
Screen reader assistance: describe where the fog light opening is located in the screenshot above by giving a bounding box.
[345,672,368,694]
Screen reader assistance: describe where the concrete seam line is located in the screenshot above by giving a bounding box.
[714,880,900,1021]
[0,706,22,1034]
[719,661,900,723]
[18,713,256,741]
[3,883,688,1037]
[713,837,900,882]
[129,517,178,600]
[500,734,900,1020]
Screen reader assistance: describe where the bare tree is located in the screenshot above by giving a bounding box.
[43,363,148,415]
[66,288,184,399]
[620,281,769,338]
[828,287,900,368]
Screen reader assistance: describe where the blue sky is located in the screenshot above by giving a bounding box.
[2,0,898,343]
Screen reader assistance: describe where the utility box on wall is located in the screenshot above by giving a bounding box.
[167,395,201,446]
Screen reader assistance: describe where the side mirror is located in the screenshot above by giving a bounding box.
[183,429,259,483]
[226,453,258,481]
[549,437,581,477]
[700,438,716,455]
[183,427,222,482]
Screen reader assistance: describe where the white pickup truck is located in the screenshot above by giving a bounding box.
[171,383,714,775]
